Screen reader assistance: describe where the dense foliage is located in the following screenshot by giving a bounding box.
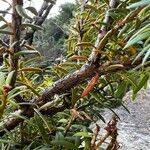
[0,0,150,149]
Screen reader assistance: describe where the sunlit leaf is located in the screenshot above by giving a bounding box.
[0,72,5,87]
[124,31,150,48]
[54,66,68,74]
[34,114,51,145]
[134,74,149,94]
[16,81,40,96]
[127,0,150,9]
[71,88,79,106]
[106,64,124,71]
[25,6,38,16]
[69,55,88,61]
[0,23,8,29]
[76,42,94,48]
[74,132,92,138]
[132,44,150,64]
[85,4,101,14]
[34,108,53,133]
[51,140,78,150]
[15,50,41,56]
[18,67,42,73]
[16,5,32,20]
[0,30,13,35]
[118,74,137,88]
[115,81,127,99]
[5,70,16,86]
[142,48,150,65]
[22,23,43,30]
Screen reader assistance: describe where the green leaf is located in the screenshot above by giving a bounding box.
[107,108,120,120]
[7,99,19,108]
[22,23,43,30]
[132,44,150,64]
[118,24,128,38]
[18,67,42,72]
[0,30,13,35]
[0,16,6,22]
[14,50,41,56]
[89,107,106,123]
[5,70,16,85]
[0,24,8,29]
[71,88,79,106]
[75,136,80,147]
[85,4,101,14]
[34,108,52,133]
[74,132,92,138]
[8,89,28,100]
[121,103,130,114]
[115,81,127,99]
[134,74,149,94]
[55,132,64,141]
[124,31,150,48]
[58,119,68,123]
[25,6,38,16]
[54,66,68,74]
[7,85,26,96]
[0,72,5,87]
[127,0,150,9]
[128,24,150,41]
[51,140,78,150]
[89,92,103,105]
[76,42,94,48]
[16,5,32,20]
[142,48,150,65]
[34,114,51,145]
[16,81,40,96]
[118,74,137,88]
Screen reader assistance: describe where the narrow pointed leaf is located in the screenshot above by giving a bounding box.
[0,72,5,87]
[34,114,51,145]
[15,50,41,56]
[127,0,150,9]
[16,5,32,20]
[142,48,150,65]
[22,23,43,30]
[74,132,92,138]
[25,6,38,16]
[124,31,150,48]
[0,30,13,35]
[76,42,94,48]
[134,74,149,94]
[132,44,150,64]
